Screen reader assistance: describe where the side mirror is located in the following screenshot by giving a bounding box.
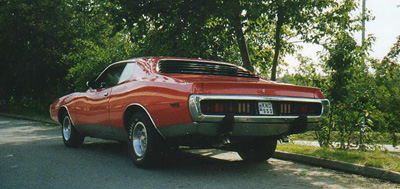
[86,80,96,89]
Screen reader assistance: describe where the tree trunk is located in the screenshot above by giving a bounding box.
[271,5,284,81]
[231,4,253,72]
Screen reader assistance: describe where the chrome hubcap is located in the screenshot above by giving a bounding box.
[132,122,147,157]
[62,116,72,141]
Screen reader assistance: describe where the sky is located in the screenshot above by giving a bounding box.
[283,0,400,74]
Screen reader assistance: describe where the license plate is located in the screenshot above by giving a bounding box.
[258,102,274,115]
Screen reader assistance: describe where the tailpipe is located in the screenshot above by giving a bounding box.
[218,114,234,144]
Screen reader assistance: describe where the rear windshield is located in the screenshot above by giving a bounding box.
[157,60,257,78]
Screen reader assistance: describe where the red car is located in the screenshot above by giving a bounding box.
[50,57,329,168]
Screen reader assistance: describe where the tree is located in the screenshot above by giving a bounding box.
[111,0,261,70]
[371,35,400,147]
[320,31,375,148]
[267,0,362,81]
[113,0,355,77]
[64,32,136,91]
[0,0,76,109]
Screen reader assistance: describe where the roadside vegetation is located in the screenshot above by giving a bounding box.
[0,106,50,121]
[0,0,399,157]
[277,143,400,173]
[292,131,400,147]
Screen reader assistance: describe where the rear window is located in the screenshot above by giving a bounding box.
[157,60,257,78]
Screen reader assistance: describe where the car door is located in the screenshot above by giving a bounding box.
[75,63,127,136]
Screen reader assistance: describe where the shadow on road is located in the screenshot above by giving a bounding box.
[78,140,272,172]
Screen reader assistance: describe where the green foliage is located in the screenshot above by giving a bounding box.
[112,0,359,77]
[370,35,400,147]
[282,33,399,148]
[279,54,326,88]
[0,0,76,109]
[64,32,137,91]
[320,32,377,148]
[111,0,256,65]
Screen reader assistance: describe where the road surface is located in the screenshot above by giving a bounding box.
[0,116,398,189]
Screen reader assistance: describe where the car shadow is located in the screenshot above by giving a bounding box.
[78,139,274,172]
[160,149,275,173]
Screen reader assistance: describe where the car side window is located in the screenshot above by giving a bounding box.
[95,63,126,89]
[118,63,136,84]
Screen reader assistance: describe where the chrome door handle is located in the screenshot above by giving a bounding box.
[104,92,109,97]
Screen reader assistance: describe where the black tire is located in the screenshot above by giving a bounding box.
[237,138,277,162]
[61,114,84,147]
[127,113,164,168]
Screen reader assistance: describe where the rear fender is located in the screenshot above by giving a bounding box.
[124,103,166,139]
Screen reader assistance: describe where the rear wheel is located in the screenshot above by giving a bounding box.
[127,113,164,168]
[61,114,84,147]
[237,138,277,162]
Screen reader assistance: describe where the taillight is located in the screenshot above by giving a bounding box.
[200,100,322,116]
[201,100,253,115]
[277,102,322,115]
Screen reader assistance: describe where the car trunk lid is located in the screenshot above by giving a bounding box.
[199,80,318,98]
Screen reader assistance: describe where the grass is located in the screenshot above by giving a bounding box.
[277,143,400,173]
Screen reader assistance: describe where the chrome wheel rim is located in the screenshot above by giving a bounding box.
[62,116,72,141]
[132,122,147,157]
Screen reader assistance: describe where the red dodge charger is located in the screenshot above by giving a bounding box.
[50,57,330,168]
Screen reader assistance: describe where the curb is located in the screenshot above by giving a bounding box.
[273,151,400,184]
[0,113,58,125]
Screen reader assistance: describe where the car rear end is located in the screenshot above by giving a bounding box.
[153,57,330,162]
[189,94,329,137]
[156,58,330,139]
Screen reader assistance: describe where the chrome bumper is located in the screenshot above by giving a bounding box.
[188,94,330,123]
[159,95,330,138]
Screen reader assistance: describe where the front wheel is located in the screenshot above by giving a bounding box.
[237,138,277,163]
[61,114,84,147]
[127,113,164,168]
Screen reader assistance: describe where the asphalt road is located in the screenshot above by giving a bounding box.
[1,116,399,189]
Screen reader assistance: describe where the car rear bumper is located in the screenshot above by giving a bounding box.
[158,95,329,138]
[189,94,330,122]
[158,119,319,138]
